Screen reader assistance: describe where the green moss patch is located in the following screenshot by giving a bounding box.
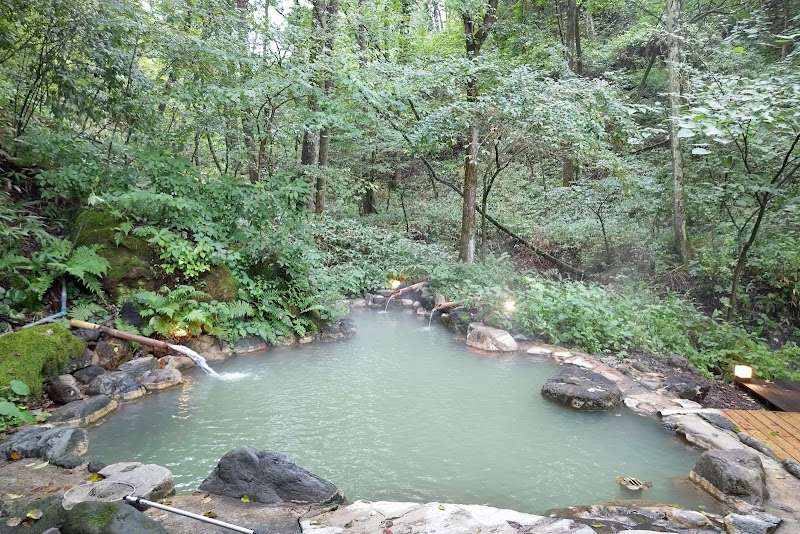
[197,265,238,302]
[0,324,85,395]
[73,209,165,298]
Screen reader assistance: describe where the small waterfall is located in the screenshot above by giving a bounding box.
[169,344,221,378]
[427,312,434,329]
[384,295,395,313]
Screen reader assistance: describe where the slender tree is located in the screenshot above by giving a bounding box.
[666,0,689,264]
[458,0,499,263]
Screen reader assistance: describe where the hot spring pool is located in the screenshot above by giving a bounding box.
[86,309,716,513]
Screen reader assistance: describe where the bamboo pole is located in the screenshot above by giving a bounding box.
[70,320,171,350]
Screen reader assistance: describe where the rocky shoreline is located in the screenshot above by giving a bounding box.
[1,289,800,533]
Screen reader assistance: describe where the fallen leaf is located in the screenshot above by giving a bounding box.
[202,496,211,504]
[31,461,49,469]
[309,520,320,525]
[43,486,61,494]
[88,473,104,482]
[591,523,604,528]
[5,517,22,527]
[9,452,20,461]
[5,493,23,500]
[159,500,173,506]
[26,509,43,520]
[240,495,250,503]
[437,504,445,511]
[202,511,218,518]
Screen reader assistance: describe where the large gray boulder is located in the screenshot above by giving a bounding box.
[73,364,106,384]
[87,371,145,400]
[48,394,118,427]
[0,425,87,466]
[46,374,82,404]
[140,368,182,390]
[62,502,167,534]
[300,500,594,534]
[541,368,622,410]
[782,457,800,480]
[198,447,343,505]
[94,338,133,370]
[233,335,268,354]
[466,324,518,352]
[118,356,156,377]
[724,512,781,534]
[99,462,175,501]
[184,335,233,361]
[691,449,768,507]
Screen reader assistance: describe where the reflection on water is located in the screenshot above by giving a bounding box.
[87,309,717,514]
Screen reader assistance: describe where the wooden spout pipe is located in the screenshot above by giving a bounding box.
[70,319,171,350]
[432,300,464,312]
[391,281,428,297]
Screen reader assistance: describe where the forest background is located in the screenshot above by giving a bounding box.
[1,0,799,397]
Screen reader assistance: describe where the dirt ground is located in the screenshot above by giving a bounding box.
[624,350,763,410]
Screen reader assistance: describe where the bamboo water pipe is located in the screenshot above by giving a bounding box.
[70,319,171,350]
[432,300,464,312]
[390,281,428,298]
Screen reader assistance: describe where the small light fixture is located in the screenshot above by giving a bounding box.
[503,299,516,313]
[734,365,753,382]
[390,280,402,289]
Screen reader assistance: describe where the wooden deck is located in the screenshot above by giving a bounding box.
[735,379,800,411]
[721,409,800,462]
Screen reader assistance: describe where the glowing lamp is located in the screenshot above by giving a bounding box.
[503,299,516,313]
[390,280,402,289]
[734,365,753,382]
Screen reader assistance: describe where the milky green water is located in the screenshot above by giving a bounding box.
[87,309,716,513]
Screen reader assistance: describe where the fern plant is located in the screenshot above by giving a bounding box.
[132,285,254,341]
[47,244,110,296]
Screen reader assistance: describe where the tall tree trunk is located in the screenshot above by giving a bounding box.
[560,0,580,186]
[459,0,498,263]
[574,1,583,75]
[586,10,596,40]
[666,0,689,264]
[563,0,576,70]
[302,128,319,209]
[235,0,258,182]
[561,157,575,186]
[460,123,479,263]
[314,0,338,214]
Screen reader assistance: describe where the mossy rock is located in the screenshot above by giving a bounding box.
[73,209,164,299]
[72,209,238,302]
[196,265,238,302]
[62,501,167,534]
[0,324,85,396]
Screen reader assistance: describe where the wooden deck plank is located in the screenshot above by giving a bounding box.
[756,413,800,457]
[735,411,794,459]
[736,379,800,412]
[720,409,800,461]
[776,412,800,433]
[761,411,800,437]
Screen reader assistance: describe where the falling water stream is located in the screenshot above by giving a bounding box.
[168,344,221,378]
[87,309,718,514]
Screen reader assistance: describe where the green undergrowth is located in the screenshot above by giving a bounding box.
[0,323,85,395]
[316,217,800,380]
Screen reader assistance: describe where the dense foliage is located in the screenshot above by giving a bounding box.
[1,0,799,386]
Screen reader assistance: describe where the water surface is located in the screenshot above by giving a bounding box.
[87,309,715,513]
